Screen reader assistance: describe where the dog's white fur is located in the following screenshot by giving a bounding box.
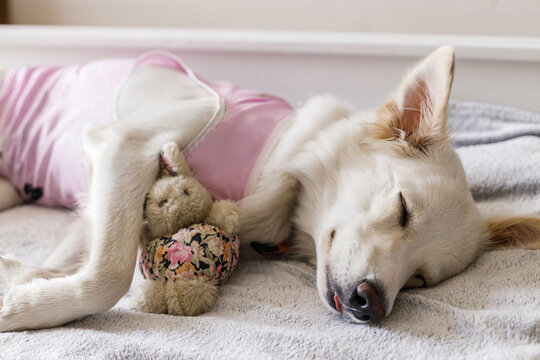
[0,47,538,331]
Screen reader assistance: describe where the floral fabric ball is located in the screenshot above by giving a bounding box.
[139,223,240,284]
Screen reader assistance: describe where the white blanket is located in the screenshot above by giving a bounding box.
[0,102,538,359]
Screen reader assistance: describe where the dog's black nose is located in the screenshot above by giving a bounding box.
[348,280,385,322]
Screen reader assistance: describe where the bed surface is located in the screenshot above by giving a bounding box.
[0,102,539,359]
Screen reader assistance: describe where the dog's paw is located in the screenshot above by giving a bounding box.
[160,141,192,177]
[0,290,52,332]
[161,141,181,158]
[0,307,17,332]
[0,317,18,332]
[0,289,33,332]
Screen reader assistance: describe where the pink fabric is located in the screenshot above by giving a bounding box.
[186,80,292,200]
[0,59,134,207]
[134,53,294,201]
[0,53,293,207]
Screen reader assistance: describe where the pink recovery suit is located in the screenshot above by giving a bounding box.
[0,52,293,207]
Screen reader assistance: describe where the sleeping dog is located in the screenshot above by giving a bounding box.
[0,47,538,331]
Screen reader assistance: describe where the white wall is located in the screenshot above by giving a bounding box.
[4,2,540,111]
[8,0,540,37]
[1,26,539,112]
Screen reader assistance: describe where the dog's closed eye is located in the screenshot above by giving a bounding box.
[398,192,409,227]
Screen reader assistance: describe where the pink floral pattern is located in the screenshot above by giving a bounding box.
[166,242,193,264]
[139,223,240,284]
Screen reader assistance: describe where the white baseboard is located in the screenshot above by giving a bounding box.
[1,25,539,112]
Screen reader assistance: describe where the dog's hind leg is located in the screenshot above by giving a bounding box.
[41,216,89,273]
[0,214,89,295]
[0,254,67,295]
[0,184,78,295]
[0,178,22,212]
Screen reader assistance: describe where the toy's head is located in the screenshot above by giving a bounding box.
[145,175,213,238]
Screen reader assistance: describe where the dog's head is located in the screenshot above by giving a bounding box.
[290,47,540,323]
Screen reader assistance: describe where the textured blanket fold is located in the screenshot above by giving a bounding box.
[0,101,538,359]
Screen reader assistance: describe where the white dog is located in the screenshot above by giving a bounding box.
[0,47,538,331]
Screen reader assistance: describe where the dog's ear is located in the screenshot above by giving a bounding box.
[376,46,455,150]
[484,216,540,250]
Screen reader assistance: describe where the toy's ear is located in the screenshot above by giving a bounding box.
[160,141,193,177]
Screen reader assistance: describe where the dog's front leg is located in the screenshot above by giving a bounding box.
[0,93,217,331]
[0,123,160,332]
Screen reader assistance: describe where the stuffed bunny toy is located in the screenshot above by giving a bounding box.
[130,141,241,316]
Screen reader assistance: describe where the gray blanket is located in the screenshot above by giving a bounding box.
[0,102,539,359]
